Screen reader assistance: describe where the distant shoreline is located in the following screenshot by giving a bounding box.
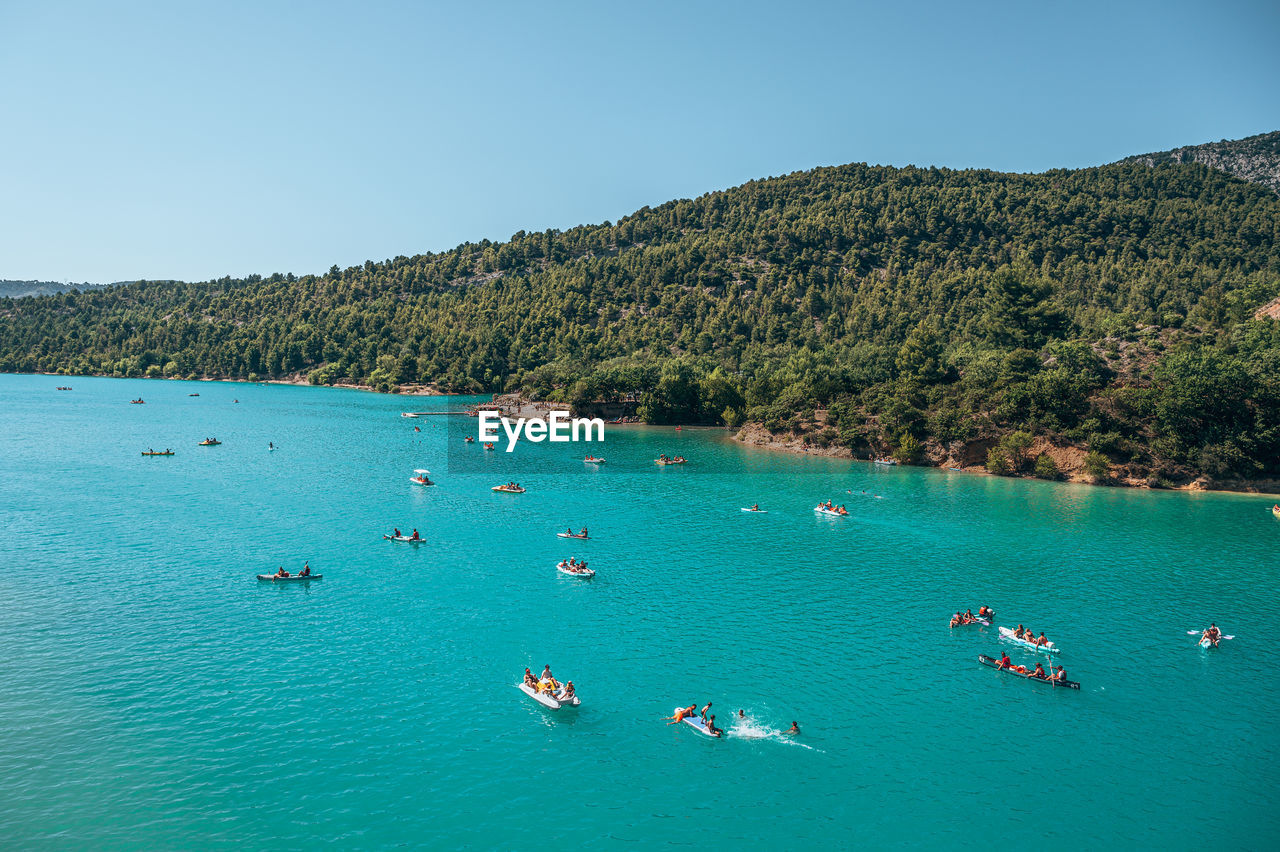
[730,423,1280,499]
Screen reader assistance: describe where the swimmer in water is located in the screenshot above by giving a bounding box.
[787,721,800,735]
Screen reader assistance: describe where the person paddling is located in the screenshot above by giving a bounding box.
[978,605,993,619]
[1031,661,1047,679]
[1048,665,1067,683]
[995,651,1013,670]
[1202,623,1221,647]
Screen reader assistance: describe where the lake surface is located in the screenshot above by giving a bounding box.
[0,374,1276,849]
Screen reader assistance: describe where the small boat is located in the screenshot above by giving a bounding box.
[655,457,687,465]
[741,507,767,513]
[410,469,434,486]
[675,707,719,737]
[950,615,990,627]
[977,654,1078,689]
[519,681,580,709]
[873,458,897,466]
[997,626,1060,654]
[257,573,322,582]
[484,442,495,451]
[557,532,590,539]
[56,386,72,390]
[384,534,424,543]
[556,561,595,578]
[188,393,199,397]
[583,456,606,464]
[465,436,475,443]
[130,399,145,404]
[814,506,848,517]
[141,450,175,456]
[198,439,221,446]
[493,484,525,493]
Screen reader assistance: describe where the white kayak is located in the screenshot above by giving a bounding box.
[556,533,590,539]
[257,573,321,582]
[557,561,595,578]
[814,506,848,517]
[383,535,424,543]
[998,626,1060,654]
[583,458,606,464]
[519,681,580,709]
[676,707,719,738]
[741,508,768,513]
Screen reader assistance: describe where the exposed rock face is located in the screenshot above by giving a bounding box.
[1119,131,1280,196]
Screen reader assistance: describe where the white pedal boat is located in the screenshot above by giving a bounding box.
[519,682,580,709]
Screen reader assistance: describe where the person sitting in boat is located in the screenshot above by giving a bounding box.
[963,609,975,622]
[393,528,402,538]
[666,705,698,725]
[540,665,555,683]
[1203,623,1221,646]
[751,504,760,511]
[978,605,993,618]
[950,613,961,628]
[524,669,537,688]
[579,527,588,537]
[1031,662,1047,679]
[1013,624,1026,639]
[1047,665,1067,683]
[411,529,421,541]
[275,566,290,578]
[299,565,311,577]
[838,505,848,514]
[560,681,575,700]
[994,651,1013,669]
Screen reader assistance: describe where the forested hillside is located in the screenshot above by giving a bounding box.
[1121,130,1280,196]
[3,147,1280,486]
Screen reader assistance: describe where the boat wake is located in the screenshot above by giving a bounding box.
[727,715,819,751]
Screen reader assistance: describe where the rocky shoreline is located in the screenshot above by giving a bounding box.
[732,422,1280,497]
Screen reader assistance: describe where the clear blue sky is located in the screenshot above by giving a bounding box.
[1,0,1276,284]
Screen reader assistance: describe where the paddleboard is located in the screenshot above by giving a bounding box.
[676,707,719,738]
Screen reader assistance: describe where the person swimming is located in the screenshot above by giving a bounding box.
[787,721,799,735]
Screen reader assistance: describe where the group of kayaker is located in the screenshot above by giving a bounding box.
[949,606,993,627]
[656,454,687,464]
[1200,623,1222,647]
[498,481,523,491]
[559,557,591,574]
[991,651,1067,682]
[1011,624,1053,648]
[524,666,575,700]
[564,527,589,538]
[273,562,312,578]
[391,528,421,541]
[667,702,723,737]
[817,500,848,515]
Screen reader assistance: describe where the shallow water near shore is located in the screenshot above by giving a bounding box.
[1,374,1277,849]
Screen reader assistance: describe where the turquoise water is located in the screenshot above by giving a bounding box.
[1,374,1277,849]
